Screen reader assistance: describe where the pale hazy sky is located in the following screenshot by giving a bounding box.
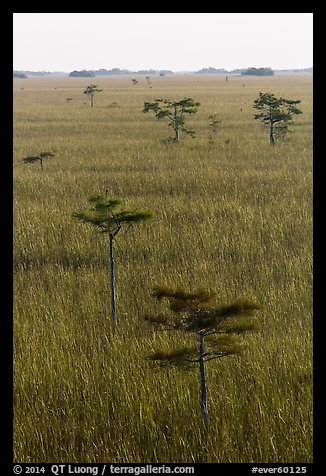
[13,13,313,72]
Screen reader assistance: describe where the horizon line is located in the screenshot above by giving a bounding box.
[13,65,313,74]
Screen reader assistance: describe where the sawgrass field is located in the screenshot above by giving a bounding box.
[13,73,313,463]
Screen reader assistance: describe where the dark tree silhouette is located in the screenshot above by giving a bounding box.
[22,151,55,170]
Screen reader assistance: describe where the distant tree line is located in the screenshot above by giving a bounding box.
[94,68,173,76]
[196,67,274,75]
[13,72,27,79]
[14,66,312,78]
[242,67,274,76]
[69,68,174,77]
[13,70,59,77]
[196,67,229,74]
[69,70,95,78]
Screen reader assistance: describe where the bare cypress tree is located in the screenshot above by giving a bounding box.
[73,194,153,326]
[145,286,260,426]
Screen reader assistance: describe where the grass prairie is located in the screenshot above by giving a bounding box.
[13,74,312,463]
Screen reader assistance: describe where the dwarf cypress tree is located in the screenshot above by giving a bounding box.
[83,84,103,107]
[22,151,55,170]
[145,286,260,425]
[143,97,200,142]
[73,194,153,326]
[208,114,222,145]
[253,92,302,145]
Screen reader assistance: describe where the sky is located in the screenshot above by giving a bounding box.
[13,13,313,72]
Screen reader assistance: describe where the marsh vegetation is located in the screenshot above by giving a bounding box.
[13,74,312,463]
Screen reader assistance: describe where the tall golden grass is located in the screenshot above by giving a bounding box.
[13,74,312,463]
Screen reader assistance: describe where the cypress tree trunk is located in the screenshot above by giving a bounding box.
[174,105,179,142]
[175,127,179,142]
[270,124,275,145]
[269,107,275,145]
[109,233,117,326]
[199,332,208,426]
